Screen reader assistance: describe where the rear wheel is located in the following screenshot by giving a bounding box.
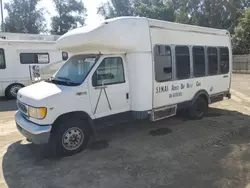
[188,97,208,120]
[5,83,24,100]
[49,119,90,157]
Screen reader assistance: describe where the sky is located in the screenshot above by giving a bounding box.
[2,0,107,26]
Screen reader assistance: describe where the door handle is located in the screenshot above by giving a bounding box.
[126,93,129,99]
[76,92,87,96]
[223,75,229,78]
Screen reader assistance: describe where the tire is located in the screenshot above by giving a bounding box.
[49,119,90,157]
[188,97,208,120]
[5,83,24,100]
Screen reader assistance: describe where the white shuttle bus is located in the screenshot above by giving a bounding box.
[15,17,232,156]
[0,32,68,99]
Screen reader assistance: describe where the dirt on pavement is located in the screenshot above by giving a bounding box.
[1,75,250,188]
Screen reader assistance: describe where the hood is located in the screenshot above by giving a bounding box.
[17,81,66,105]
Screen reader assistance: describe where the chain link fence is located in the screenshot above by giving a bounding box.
[233,54,250,73]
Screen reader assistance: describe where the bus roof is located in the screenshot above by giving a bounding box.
[56,16,230,53]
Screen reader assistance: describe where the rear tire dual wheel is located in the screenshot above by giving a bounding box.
[49,119,91,157]
[188,97,208,120]
[5,83,24,100]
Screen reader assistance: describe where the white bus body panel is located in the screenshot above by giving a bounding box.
[126,52,153,112]
[149,21,231,109]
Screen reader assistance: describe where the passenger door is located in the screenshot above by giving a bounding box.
[88,55,130,122]
[218,47,231,93]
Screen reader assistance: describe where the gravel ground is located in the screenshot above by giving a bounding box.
[1,75,250,188]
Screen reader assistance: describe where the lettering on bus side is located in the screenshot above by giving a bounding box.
[172,85,179,91]
[155,81,200,95]
[169,92,182,98]
[156,86,169,93]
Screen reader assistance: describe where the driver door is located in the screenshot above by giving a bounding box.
[88,55,130,123]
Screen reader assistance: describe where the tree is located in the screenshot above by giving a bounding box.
[97,0,249,35]
[98,0,175,21]
[98,0,134,19]
[232,7,250,54]
[51,0,87,35]
[175,0,245,33]
[134,0,175,21]
[4,0,46,34]
[201,0,242,32]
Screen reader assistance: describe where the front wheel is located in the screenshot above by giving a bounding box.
[49,119,90,157]
[188,97,208,120]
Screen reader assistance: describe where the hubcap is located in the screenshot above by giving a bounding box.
[10,85,22,97]
[62,127,84,151]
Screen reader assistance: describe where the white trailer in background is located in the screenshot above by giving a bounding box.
[15,17,232,156]
[0,32,68,99]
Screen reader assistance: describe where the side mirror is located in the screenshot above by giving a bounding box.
[62,51,68,61]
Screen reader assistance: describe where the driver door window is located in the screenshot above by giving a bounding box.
[92,57,125,86]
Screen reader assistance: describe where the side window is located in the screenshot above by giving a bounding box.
[20,53,49,64]
[193,46,205,77]
[92,57,125,86]
[0,49,6,69]
[207,47,218,75]
[219,47,229,74]
[154,45,172,82]
[175,46,190,79]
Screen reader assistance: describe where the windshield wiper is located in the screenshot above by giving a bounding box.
[56,77,71,81]
[56,77,76,85]
[47,77,77,86]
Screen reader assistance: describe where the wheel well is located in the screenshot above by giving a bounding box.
[53,111,95,136]
[192,90,210,106]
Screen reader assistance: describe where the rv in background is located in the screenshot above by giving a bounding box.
[0,32,68,99]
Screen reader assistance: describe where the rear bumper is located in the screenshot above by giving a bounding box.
[15,111,52,144]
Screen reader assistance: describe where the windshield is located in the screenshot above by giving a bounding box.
[49,55,99,86]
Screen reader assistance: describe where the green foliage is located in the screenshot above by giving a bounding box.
[51,0,87,35]
[232,7,250,54]
[4,0,46,34]
[134,0,175,21]
[173,0,244,32]
[98,0,175,21]
[98,0,247,31]
[98,0,134,19]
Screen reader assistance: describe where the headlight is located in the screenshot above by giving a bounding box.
[28,106,47,119]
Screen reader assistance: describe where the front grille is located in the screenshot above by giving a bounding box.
[17,101,28,115]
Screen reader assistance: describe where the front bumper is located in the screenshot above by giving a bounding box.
[15,111,52,144]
